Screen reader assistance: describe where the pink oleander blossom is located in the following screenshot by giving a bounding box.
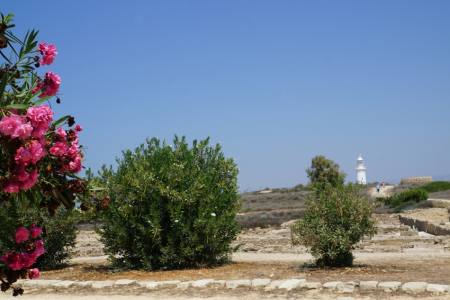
[0,115,32,139]
[75,125,83,131]
[19,169,38,190]
[14,227,29,243]
[20,252,35,268]
[56,127,66,140]
[30,224,42,238]
[3,182,19,193]
[32,72,61,98]
[27,105,54,126]
[0,253,22,270]
[50,142,68,156]
[38,42,57,66]
[28,268,40,279]
[30,240,45,258]
[15,142,46,165]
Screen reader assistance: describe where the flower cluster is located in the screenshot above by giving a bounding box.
[50,124,83,174]
[0,105,54,193]
[32,71,61,98]
[0,225,44,295]
[37,42,57,66]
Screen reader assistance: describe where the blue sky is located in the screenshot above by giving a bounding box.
[2,1,450,191]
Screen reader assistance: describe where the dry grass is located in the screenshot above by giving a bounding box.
[237,209,305,228]
[240,191,310,212]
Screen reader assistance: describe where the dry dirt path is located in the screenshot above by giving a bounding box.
[369,185,394,198]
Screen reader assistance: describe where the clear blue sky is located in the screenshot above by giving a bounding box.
[3,1,450,191]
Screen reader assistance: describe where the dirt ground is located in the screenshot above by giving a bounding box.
[403,208,450,223]
[39,252,450,286]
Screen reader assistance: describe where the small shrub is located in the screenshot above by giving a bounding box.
[421,181,450,193]
[96,136,241,271]
[393,201,416,213]
[291,179,376,268]
[383,188,428,207]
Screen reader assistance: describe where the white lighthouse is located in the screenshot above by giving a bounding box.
[355,155,366,185]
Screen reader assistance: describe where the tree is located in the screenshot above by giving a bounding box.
[291,178,376,267]
[95,136,242,271]
[305,155,347,187]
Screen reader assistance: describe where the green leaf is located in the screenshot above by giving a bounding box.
[5,104,30,109]
[0,71,8,106]
[90,187,106,191]
[52,115,70,127]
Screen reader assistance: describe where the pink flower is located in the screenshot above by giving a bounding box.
[14,227,29,243]
[50,142,68,156]
[28,268,40,279]
[75,125,83,131]
[3,182,19,193]
[32,72,61,98]
[29,141,46,164]
[27,105,54,127]
[30,224,42,238]
[30,240,45,258]
[0,253,22,270]
[0,115,32,139]
[38,42,57,66]
[19,169,38,190]
[56,127,67,141]
[20,252,35,268]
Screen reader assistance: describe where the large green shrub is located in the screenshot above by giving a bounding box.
[291,178,376,267]
[421,181,450,193]
[96,136,241,271]
[0,203,77,270]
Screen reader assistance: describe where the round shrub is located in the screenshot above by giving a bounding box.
[291,178,376,268]
[400,188,428,203]
[96,136,241,271]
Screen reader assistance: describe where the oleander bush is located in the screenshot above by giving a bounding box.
[0,203,77,270]
[95,136,241,271]
[291,178,376,267]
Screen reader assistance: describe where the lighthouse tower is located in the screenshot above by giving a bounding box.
[355,155,366,185]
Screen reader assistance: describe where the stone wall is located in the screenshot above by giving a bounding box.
[399,214,450,236]
[400,177,433,185]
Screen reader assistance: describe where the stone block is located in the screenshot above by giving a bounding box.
[252,279,271,288]
[114,279,137,287]
[264,280,285,291]
[378,282,402,292]
[23,280,61,289]
[52,281,75,289]
[402,282,428,294]
[177,281,193,289]
[279,279,305,291]
[11,280,29,288]
[73,281,93,288]
[192,279,214,288]
[427,284,450,293]
[226,280,252,289]
[337,282,355,292]
[360,281,378,291]
[91,281,115,289]
[323,281,342,291]
[146,281,180,290]
[300,282,321,290]
[211,280,226,287]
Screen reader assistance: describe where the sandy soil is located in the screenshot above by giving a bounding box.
[39,251,450,287]
[403,208,450,223]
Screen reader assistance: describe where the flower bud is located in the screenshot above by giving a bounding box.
[0,36,7,49]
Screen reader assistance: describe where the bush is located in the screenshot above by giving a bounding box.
[393,201,416,213]
[305,155,347,187]
[0,203,77,270]
[96,136,241,271]
[383,188,428,207]
[421,181,450,193]
[291,179,376,268]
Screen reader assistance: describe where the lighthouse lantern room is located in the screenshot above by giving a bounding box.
[355,155,366,185]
